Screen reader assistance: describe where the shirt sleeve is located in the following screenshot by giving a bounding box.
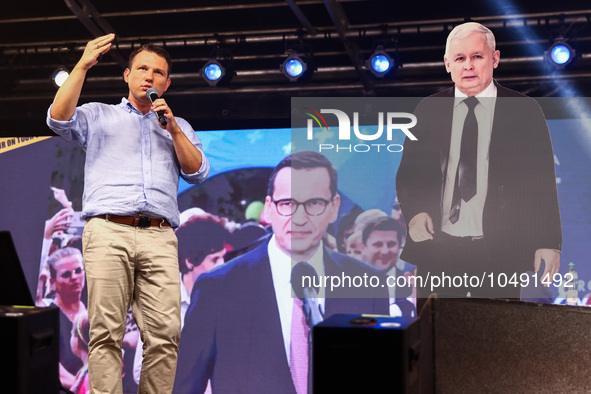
[177,117,210,185]
[46,103,100,149]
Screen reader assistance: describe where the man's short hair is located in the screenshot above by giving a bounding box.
[128,43,172,76]
[267,151,338,198]
[47,247,83,279]
[361,216,404,245]
[445,22,496,58]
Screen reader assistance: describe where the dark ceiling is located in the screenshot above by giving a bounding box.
[2,0,591,136]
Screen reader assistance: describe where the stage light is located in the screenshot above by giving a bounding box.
[52,67,70,88]
[281,51,308,82]
[545,40,575,69]
[285,58,304,78]
[366,46,394,78]
[371,54,391,73]
[201,59,226,87]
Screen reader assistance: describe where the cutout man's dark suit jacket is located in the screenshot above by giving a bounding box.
[396,82,562,276]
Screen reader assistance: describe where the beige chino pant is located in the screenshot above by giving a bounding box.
[82,217,181,394]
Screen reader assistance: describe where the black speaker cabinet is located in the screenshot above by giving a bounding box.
[0,305,60,394]
[421,297,591,393]
[313,314,420,393]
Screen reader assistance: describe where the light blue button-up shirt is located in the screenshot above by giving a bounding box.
[47,98,209,228]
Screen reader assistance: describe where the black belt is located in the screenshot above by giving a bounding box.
[94,214,170,228]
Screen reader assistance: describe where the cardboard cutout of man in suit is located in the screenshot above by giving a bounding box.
[396,22,562,301]
[174,151,388,393]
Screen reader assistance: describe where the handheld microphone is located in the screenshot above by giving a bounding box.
[146,87,167,126]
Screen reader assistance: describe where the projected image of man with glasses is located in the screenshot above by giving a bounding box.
[266,151,340,263]
[272,198,333,217]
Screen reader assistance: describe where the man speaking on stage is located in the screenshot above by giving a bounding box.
[47,34,209,393]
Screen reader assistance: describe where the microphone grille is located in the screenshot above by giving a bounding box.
[146,87,159,100]
[291,262,319,299]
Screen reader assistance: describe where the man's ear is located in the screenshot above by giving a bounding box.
[329,193,341,223]
[123,68,130,83]
[263,195,273,215]
[444,56,451,73]
[163,77,172,93]
[493,50,501,69]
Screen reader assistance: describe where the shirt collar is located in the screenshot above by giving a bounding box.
[306,242,325,279]
[268,234,326,290]
[269,234,324,271]
[119,97,150,116]
[454,80,497,109]
[268,234,292,292]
